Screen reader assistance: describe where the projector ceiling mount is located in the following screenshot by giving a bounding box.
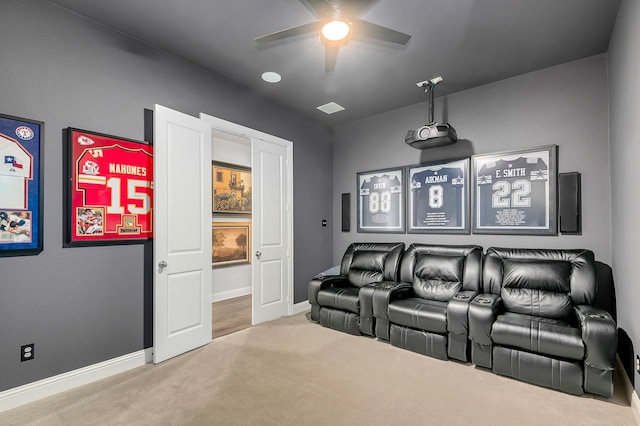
[405,76,458,149]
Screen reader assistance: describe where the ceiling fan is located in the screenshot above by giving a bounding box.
[254,0,411,72]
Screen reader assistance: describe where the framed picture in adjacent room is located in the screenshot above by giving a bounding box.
[357,166,405,233]
[407,158,469,234]
[212,222,251,267]
[0,113,44,257]
[212,162,252,215]
[472,145,558,235]
[64,128,154,246]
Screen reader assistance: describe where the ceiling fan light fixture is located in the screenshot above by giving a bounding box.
[321,20,351,42]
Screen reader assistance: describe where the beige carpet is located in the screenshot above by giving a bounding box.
[0,312,636,425]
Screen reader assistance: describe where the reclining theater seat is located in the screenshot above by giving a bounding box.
[469,247,617,397]
[308,242,404,336]
[372,244,483,361]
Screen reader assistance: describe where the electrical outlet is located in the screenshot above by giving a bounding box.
[636,355,640,374]
[21,343,34,362]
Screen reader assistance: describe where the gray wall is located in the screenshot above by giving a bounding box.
[608,0,640,392]
[0,0,332,392]
[333,54,611,264]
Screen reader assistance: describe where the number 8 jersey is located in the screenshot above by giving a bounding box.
[75,144,153,236]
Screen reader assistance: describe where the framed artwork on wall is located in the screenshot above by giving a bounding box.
[357,166,405,233]
[0,113,44,257]
[407,158,470,234]
[212,222,251,267]
[64,128,154,247]
[212,161,252,215]
[472,145,558,235]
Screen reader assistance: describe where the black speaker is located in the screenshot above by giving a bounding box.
[341,193,350,232]
[559,172,581,234]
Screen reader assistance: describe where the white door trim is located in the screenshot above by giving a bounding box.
[199,113,294,315]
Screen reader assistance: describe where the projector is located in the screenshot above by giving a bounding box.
[405,76,458,150]
[405,122,458,149]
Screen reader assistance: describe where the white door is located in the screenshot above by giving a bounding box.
[154,104,212,364]
[252,138,292,324]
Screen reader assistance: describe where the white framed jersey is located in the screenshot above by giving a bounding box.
[0,134,33,210]
[357,167,405,233]
[473,145,557,235]
[0,112,43,257]
[408,158,469,233]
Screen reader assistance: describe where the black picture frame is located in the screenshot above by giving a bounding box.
[357,166,405,233]
[407,158,470,234]
[0,113,44,257]
[64,128,154,247]
[472,145,558,235]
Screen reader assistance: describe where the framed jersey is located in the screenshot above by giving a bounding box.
[357,166,405,233]
[407,158,469,234]
[0,113,44,257]
[65,128,154,246]
[472,145,557,235]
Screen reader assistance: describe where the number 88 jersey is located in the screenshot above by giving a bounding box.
[360,174,401,228]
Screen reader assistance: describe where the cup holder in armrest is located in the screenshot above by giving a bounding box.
[454,294,470,300]
[475,297,493,305]
[587,313,607,319]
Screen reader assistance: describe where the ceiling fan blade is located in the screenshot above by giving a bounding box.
[352,18,411,45]
[301,0,334,18]
[334,0,377,17]
[255,21,322,44]
[325,42,339,72]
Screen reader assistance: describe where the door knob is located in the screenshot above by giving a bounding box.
[255,251,262,259]
[158,261,167,268]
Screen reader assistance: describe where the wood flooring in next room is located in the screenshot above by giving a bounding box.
[212,294,252,339]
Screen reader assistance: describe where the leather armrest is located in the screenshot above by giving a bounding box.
[308,276,349,306]
[447,290,479,335]
[468,294,502,345]
[371,282,413,320]
[574,305,617,370]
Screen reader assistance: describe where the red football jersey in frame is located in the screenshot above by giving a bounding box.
[70,129,153,242]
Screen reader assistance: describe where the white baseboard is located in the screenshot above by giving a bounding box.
[290,300,310,315]
[616,355,640,425]
[211,286,251,303]
[0,349,149,413]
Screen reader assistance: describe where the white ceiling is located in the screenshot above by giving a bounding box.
[48,0,621,127]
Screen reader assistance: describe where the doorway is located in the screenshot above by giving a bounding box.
[211,129,253,339]
[203,114,294,332]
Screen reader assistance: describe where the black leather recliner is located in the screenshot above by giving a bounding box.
[469,247,617,397]
[372,244,483,361]
[308,242,404,336]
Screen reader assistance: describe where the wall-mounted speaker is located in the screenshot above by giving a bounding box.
[342,193,350,232]
[559,172,581,234]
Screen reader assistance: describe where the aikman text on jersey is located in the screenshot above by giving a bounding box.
[424,174,448,183]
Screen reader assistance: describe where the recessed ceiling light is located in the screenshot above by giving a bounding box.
[317,102,346,114]
[262,71,281,83]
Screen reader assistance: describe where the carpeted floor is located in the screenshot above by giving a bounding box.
[0,312,636,425]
